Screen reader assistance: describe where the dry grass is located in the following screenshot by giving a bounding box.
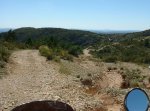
[0,68,6,79]
[105,88,126,97]
[120,68,145,88]
[59,63,71,75]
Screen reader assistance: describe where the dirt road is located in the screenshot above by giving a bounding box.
[0,50,103,111]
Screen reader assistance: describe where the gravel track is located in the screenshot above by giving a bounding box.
[0,50,102,111]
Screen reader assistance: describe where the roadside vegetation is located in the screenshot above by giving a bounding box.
[39,45,74,61]
[120,68,145,88]
[91,35,150,64]
[0,45,10,78]
[0,30,27,78]
[0,30,15,78]
[0,29,85,79]
[1,28,150,65]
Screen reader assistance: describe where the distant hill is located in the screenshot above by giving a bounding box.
[103,29,150,42]
[0,27,150,45]
[14,27,102,46]
[91,29,150,64]
[89,30,140,34]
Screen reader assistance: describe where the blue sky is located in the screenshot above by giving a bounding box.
[0,0,150,30]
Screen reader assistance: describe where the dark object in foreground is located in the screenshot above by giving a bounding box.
[11,100,74,111]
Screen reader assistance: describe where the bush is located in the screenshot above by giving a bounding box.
[39,46,74,61]
[59,50,69,59]
[121,69,145,88]
[68,46,83,57]
[0,45,10,62]
[39,45,53,60]
[53,56,61,63]
[59,49,73,61]
[3,41,17,50]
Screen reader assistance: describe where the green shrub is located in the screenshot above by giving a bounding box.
[59,50,73,61]
[53,56,61,63]
[3,41,16,50]
[0,45,10,62]
[68,46,83,57]
[39,45,53,59]
[59,50,69,59]
[39,46,74,61]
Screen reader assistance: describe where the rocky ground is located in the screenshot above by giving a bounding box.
[0,49,149,111]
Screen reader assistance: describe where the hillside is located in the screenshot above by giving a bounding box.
[1,27,150,46]
[91,29,150,64]
[107,29,150,42]
[0,27,150,64]
[1,27,102,46]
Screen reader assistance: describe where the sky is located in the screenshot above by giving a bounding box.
[0,0,150,30]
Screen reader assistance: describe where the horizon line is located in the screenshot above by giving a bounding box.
[0,27,147,31]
